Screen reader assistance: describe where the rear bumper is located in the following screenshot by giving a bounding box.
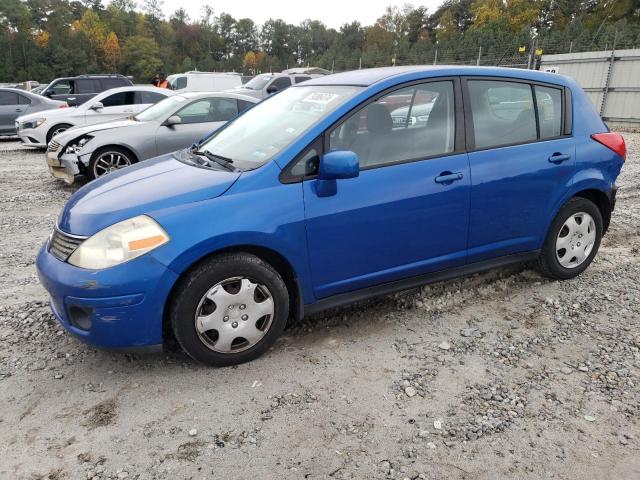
[611,185,617,211]
[36,243,179,349]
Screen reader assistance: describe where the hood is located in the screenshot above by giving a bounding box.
[54,119,139,145]
[58,152,241,236]
[18,105,78,123]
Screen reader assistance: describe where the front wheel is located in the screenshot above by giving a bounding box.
[87,147,135,180]
[536,197,603,280]
[169,253,290,367]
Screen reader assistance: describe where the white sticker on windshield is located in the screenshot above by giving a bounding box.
[302,93,340,105]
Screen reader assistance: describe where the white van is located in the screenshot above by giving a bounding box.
[167,72,242,92]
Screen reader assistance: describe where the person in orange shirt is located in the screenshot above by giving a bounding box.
[156,73,170,89]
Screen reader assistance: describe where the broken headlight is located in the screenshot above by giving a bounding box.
[65,136,93,154]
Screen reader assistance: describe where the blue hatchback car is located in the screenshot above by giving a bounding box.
[37,66,625,366]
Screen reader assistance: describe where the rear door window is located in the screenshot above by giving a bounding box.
[101,91,136,107]
[0,91,18,105]
[76,79,101,94]
[136,91,167,104]
[467,80,537,149]
[17,94,31,105]
[535,85,563,138]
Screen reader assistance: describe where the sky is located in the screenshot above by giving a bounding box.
[162,1,445,29]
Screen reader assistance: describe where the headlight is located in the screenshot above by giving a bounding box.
[68,215,170,269]
[65,136,93,154]
[21,118,46,129]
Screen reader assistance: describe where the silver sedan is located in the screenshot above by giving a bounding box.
[46,92,258,184]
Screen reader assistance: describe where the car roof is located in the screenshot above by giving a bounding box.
[304,65,571,87]
[176,91,259,103]
[99,85,176,95]
[0,87,48,100]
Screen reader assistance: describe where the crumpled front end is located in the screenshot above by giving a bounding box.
[45,140,92,185]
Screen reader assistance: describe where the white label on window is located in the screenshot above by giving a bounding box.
[302,93,340,105]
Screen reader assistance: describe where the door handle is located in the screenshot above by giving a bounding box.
[548,153,571,164]
[435,172,463,184]
[15,108,23,112]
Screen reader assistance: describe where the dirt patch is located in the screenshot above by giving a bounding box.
[83,399,117,429]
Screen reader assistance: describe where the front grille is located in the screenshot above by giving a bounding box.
[48,227,86,262]
[47,140,60,153]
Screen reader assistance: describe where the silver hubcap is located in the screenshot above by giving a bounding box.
[556,212,596,269]
[93,152,131,177]
[195,277,274,354]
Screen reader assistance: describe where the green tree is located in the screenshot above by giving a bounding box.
[122,35,162,81]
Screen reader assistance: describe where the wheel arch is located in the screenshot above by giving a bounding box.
[82,144,140,175]
[162,244,304,346]
[573,188,612,232]
[545,178,613,244]
[46,122,73,143]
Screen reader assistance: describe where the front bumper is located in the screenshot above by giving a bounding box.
[36,243,179,349]
[17,126,46,148]
[46,150,84,185]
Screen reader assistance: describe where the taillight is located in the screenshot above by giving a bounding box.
[58,104,69,109]
[591,132,626,161]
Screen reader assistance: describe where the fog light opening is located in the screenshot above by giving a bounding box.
[68,305,93,331]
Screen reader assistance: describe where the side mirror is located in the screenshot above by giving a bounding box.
[165,115,182,126]
[90,102,103,110]
[67,97,78,107]
[266,85,279,94]
[316,150,359,197]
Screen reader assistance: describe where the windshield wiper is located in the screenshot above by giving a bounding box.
[191,148,237,171]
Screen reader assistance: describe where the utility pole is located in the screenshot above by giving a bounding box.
[359,57,362,69]
[434,44,438,65]
[476,46,482,66]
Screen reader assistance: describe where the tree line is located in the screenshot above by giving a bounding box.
[1,0,639,83]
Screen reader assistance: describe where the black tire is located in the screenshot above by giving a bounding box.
[169,253,290,367]
[87,146,135,180]
[536,197,603,280]
[46,123,72,144]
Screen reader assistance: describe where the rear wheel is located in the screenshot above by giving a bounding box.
[169,253,289,367]
[537,197,603,280]
[46,123,72,144]
[87,147,135,180]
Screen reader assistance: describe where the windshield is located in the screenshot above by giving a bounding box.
[135,95,187,122]
[242,75,273,90]
[198,85,363,167]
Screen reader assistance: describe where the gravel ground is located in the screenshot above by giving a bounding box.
[0,134,639,480]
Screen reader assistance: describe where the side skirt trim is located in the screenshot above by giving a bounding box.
[303,251,540,316]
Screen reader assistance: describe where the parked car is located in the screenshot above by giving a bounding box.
[36,66,625,367]
[46,91,258,183]
[232,69,326,99]
[40,74,133,105]
[167,72,242,92]
[17,86,173,148]
[0,88,67,137]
